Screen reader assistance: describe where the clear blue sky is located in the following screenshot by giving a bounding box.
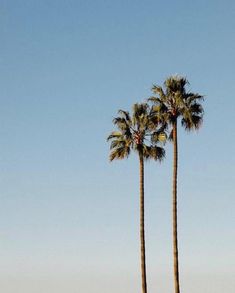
[1,1,234,292]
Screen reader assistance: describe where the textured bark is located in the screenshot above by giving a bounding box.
[139,152,147,293]
[172,121,180,293]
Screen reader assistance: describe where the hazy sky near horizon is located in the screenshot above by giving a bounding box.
[1,1,235,292]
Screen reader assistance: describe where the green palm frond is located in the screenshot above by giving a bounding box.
[151,85,167,100]
[148,96,161,104]
[181,114,203,130]
[142,145,165,161]
[107,131,122,141]
[151,130,167,144]
[113,117,129,131]
[189,103,203,114]
[109,145,131,161]
[132,103,148,128]
[118,110,132,124]
[110,138,128,150]
[185,92,204,103]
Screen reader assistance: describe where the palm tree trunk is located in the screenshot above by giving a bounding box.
[172,121,180,293]
[139,152,147,293]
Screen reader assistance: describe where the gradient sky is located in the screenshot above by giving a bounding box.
[1,1,235,292]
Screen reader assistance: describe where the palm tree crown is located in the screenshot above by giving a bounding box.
[149,75,204,133]
[107,103,166,161]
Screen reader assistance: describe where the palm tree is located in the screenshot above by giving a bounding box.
[107,103,166,293]
[149,76,204,293]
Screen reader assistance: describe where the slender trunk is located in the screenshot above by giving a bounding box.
[172,121,180,293]
[139,152,147,293]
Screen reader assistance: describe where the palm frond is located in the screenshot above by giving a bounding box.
[148,96,161,104]
[189,103,204,115]
[118,110,131,124]
[142,145,165,161]
[112,117,131,134]
[110,138,129,150]
[109,145,130,161]
[151,130,167,144]
[151,85,167,102]
[181,114,203,131]
[185,92,204,103]
[107,131,122,141]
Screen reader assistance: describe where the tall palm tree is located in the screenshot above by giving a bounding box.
[149,76,204,293]
[107,103,166,293]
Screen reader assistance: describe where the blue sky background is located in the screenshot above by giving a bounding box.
[0,1,235,292]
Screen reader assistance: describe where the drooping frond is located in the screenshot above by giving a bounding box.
[151,130,167,144]
[188,103,204,115]
[149,103,169,127]
[109,145,131,161]
[142,145,165,161]
[181,114,203,130]
[113,117,130,131]
[184,92,204,103]
[118,110,132,124]
[108,130,132,161]
[148,96,162,104]
[107,131,123,141]
[151,85,166,101]
[181,95,204,131]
